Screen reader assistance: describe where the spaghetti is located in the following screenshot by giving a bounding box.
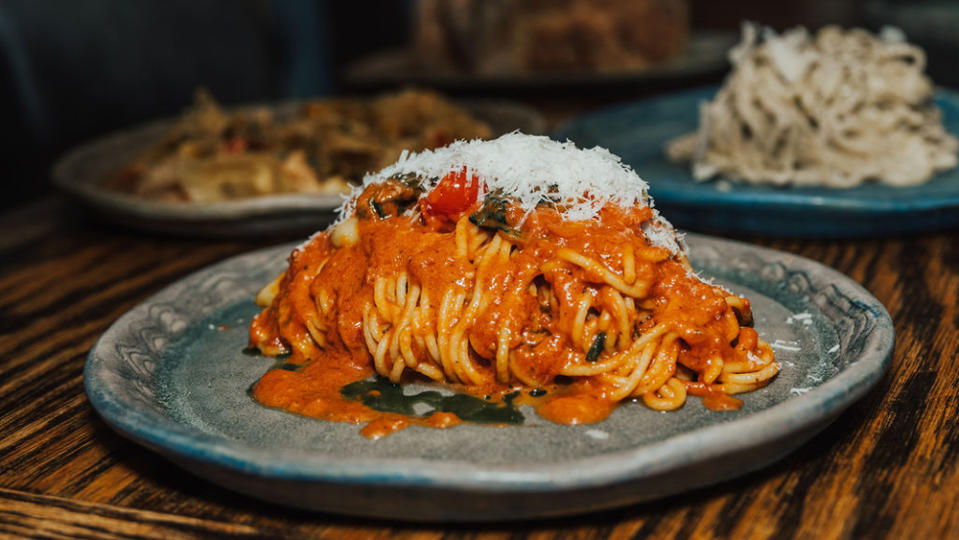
[249,133,777,438]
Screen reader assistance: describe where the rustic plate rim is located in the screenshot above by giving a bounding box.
[83,233,894,493]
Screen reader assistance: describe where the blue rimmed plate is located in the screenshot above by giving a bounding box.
[554,86,959,237]
[84,235,893,521]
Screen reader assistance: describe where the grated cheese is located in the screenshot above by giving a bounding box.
[585,429,610,440]
[771,339,803,352]
[336,132,684,254]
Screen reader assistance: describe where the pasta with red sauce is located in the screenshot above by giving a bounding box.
[249,134,778,438]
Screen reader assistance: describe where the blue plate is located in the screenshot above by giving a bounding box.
[554,86,959,237]
[84,235,893,521]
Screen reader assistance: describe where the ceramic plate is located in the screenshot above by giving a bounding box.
[84,234,893,521]
[554,86,959,237]
[53,100,546,237]
[345,33,736,95]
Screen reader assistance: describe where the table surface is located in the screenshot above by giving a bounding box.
[1,198,957,540]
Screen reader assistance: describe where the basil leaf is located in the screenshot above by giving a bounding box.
[586,332,606,363]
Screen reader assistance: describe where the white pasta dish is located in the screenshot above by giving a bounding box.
[667,23,959,188]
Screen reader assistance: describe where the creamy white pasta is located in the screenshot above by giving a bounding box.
[667,24,958,188]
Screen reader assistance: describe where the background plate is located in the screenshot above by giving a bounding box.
[554,86,959,237]
[84,234,893,521]
[344,33,736,95]
[52,100,546,238]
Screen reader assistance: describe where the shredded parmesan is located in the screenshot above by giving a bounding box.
[642,216,686,256]
[335,132,684,254]
[771,339,803,352]
[786,312,814,326]
[344,132,650,219]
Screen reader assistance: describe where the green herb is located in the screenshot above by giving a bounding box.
[275,362,301,371]
[368,178,425,218]
[469,191,513,234]
[395,172,424,188]
[370,199,387,218]
[529,388,547,397]
[341,377,524,424]
[266,354,301,372]
[586,332,606,363]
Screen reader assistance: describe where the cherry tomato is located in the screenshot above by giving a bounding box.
[423,168,479,218]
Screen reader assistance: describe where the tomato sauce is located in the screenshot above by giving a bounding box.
[249,176,772,437]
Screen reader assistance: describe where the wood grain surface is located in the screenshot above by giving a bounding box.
[1,199,957,539]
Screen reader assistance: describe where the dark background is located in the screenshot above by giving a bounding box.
[1,0,953,211]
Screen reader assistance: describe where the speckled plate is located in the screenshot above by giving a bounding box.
[554,86,959,237]
[84,234,893,521]
[53,100,546,237]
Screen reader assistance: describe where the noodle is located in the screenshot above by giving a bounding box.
[667,24,958,187]
[249,134,778,436]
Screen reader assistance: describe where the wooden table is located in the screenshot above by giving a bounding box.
[2,198,957,539]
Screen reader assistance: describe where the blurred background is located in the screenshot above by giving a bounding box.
[2,0,956,211]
